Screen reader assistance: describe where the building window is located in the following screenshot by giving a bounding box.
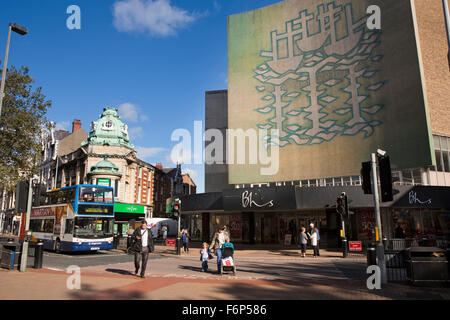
[137,184,141,203]
[114,180,119,198]
[433,135,450,173]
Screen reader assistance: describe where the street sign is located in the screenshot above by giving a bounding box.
[349,241,362,251]
[166,239,176,247]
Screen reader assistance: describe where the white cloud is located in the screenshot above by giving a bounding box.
[129,126,144,139]
[113,0,200,37]
[118,102,139,122]
[135,146,166,160]
[213,0,221,12]
[55,121,70,131]
[182,168,198,179]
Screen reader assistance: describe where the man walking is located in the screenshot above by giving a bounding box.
[132,220,154,278]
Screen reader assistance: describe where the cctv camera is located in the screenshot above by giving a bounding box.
[376,149,386,156]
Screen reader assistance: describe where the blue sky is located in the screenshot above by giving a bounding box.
[0,0,281,192]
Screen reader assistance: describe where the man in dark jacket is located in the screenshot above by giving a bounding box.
[132,220,154,278]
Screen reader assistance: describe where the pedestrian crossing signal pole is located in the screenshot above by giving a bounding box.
[336,193,348,258]
[173,198,181,255]
[371,152,387,284]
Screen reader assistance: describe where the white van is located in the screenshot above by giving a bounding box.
[145,218,178,238]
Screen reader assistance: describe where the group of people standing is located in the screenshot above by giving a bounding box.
[299,223,320,258]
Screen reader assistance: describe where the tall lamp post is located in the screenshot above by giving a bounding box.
[371,150,387,284]
[0,22,28,117]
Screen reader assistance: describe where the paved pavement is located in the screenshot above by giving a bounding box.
[1,243,449,300]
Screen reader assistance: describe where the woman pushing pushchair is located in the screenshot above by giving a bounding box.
[209,226,230,274]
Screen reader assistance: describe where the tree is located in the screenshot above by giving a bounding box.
[0,65,51,190]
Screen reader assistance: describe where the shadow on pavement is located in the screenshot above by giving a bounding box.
[69,284,143,300]
[105,268,135,276]
[179,265,207,273]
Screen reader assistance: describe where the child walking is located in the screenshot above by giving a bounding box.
[200,242,212,272]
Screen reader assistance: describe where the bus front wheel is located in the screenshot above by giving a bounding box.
[55,239,61,253]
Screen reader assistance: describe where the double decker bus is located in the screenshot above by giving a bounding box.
[28,184,115,252]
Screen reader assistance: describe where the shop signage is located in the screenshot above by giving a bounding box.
[242,191,274,208]
[393,186,449,208]
[223,186,296,211]
[408,191,431,205]
[166,239,176,247]
[114,203,145,214]
[349,241,362,251]
[97,178,111,187]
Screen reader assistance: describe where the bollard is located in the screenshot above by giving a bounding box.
[367,244,377,266]
[176,237,181,255]
[382,237,388,250]
[342,238,348,258]
[33,242,44,269]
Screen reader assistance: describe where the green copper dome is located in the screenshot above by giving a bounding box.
[88,158,122,177]
[82,107,134,148]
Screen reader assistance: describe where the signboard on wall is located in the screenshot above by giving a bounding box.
[227,0,434,184]
[97,178,111,187]
[223,186,296,211]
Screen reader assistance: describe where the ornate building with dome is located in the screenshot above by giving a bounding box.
[32,107,193,242]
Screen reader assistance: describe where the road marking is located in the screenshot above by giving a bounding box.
[46,267,63,271]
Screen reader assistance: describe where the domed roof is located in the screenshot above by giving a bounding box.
[82,107,134,149]
[88,157,122,177]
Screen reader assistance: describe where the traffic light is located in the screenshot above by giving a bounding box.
[336,195,345,216]
[15,180,29,213]
[172,198,181,217]
[378,155,393,202]
[336,193,350,219]
[361,161,372,194]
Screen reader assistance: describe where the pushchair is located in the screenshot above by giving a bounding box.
[220,242,236,275]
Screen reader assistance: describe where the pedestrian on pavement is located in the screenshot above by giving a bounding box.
[209,227,230,274]
[182,229,190,253]
[132,220,154,278]
[310,227,319,258]
[200,242,213,272]
[300,227,307,257]
[223,225,231,240]
[309,223,320,256]
[162,225,168,245]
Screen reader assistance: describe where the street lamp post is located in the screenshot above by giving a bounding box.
[19,176,33,272]
[0,23,28,117]
[371,152,387,284]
